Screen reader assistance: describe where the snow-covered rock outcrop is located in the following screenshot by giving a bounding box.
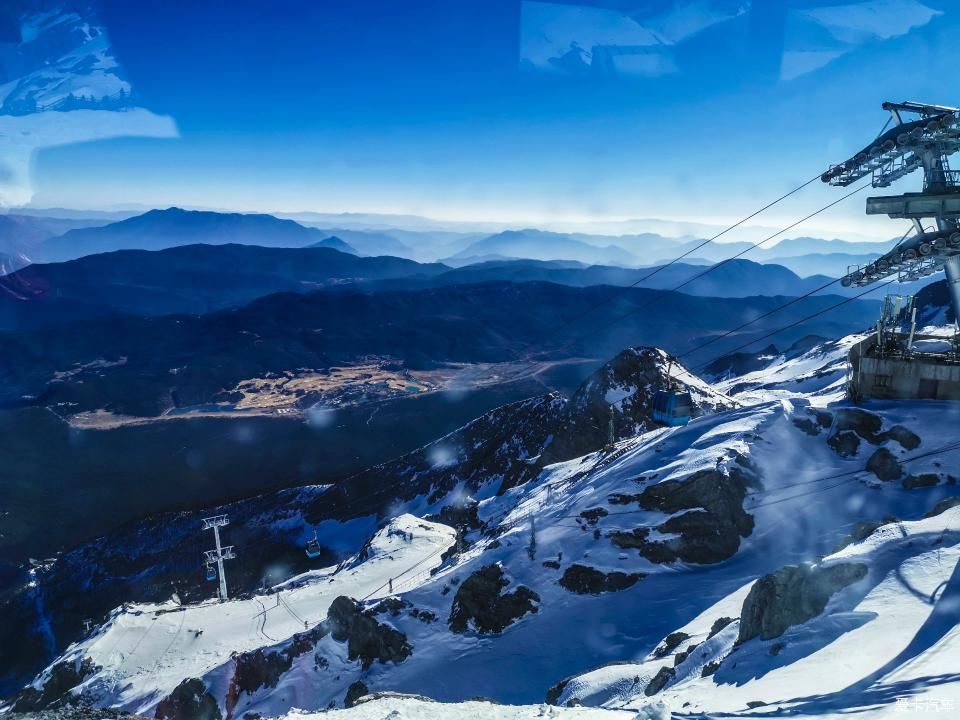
[7,333,960,718]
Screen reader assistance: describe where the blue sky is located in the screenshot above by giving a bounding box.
[5,0,960,240]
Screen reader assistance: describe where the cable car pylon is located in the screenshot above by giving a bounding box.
[823,101,960,401]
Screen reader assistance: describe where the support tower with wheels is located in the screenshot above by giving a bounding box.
[822,101,960,400]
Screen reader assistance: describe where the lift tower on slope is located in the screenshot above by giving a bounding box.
[822,101,960,401]
[202,514,235,602]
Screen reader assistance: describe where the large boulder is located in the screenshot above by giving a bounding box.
[226,623,329,715]
[327,596,412,669]
[558,564,646,594]
[154,678,221,720]
[866,448,902,481]
[612,466,755,565]
[737,562,868,644]
[449,564,540,634]
[344,680,369,708]
[644,666,675,696]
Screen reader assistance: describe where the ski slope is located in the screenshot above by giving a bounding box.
[15,329,960,719]
[276,695,640,719]
[25,515,454,716]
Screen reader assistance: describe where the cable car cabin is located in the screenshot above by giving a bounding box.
[652,390,693,426]
[305,532,323,559]
[205,563,216,581]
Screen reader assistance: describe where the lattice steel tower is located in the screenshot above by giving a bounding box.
[823,101,960,401]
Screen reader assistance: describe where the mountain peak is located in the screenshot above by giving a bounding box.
[37,208,357,262]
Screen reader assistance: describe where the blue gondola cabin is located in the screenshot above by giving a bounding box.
[652,390,693,426]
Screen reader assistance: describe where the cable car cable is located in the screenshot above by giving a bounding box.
[552,182,871,355]
[689,278,898,372]
[676,225,916,364]
[527,170,828,347]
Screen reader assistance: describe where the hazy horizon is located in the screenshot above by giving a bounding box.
[4,1,959,244]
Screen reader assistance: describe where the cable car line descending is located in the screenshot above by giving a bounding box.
[528,171,827,348]
[542,439,960,525]
[229,281,897,584]
[554,182,871,356]
[197,161,886,603]
[676,226,916,364]
[185,164,868,581]
[689,279,898,373]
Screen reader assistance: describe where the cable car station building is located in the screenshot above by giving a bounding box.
[822,101,960,401]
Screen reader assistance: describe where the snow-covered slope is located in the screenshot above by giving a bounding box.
[8,333,960,719]
[715,333,867,405]
[276,695,637,719]
[13,516,455,716]
[556,504,960,718]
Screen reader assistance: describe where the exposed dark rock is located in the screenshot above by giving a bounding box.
[619,466,755,565]
[6,707,151,719]
[925,496,960,518]
[833,517,898,552]
[536,347,732,472]
[747,701,767,709]
[833,409,883,442]
[372,597,411,617]
[409,608,437,623]
[738,562,868,644]
[11,658,101,712]
[610,528,677,564]
[344,681,369,708]
[903,473,939,490]
[448,564,539,634]
[327,596,412,670]
[579,508,609,525]
[674,643,700,667]
[154,678,221,720]
[792,418,821,436]
[607,494,644,506]
[701,661,720,678]
[558,564,646,595]
[708,617,735,639]
[644,666,675,696]
[770,642,785,656]
[226,624,329,714]
[866,448,902,481]
[653,631,690,658]
[542,560,561,570]
[347,691,434,707]
[426,500,481,532]
[827,411,919,455]
[658,509,750,564]
[813,411,833,428]
[827,431,860,458]
[886,425,921,451]
[545,677,570,705]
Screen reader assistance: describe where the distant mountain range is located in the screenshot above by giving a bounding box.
[0,280,881,417]
[0,244,905,332]
[0,244,446,330]
[444,227,894,276]
[36,208,357,262]
[1,208,901,280]
[0,214,106,271]
[447,229,668,266]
